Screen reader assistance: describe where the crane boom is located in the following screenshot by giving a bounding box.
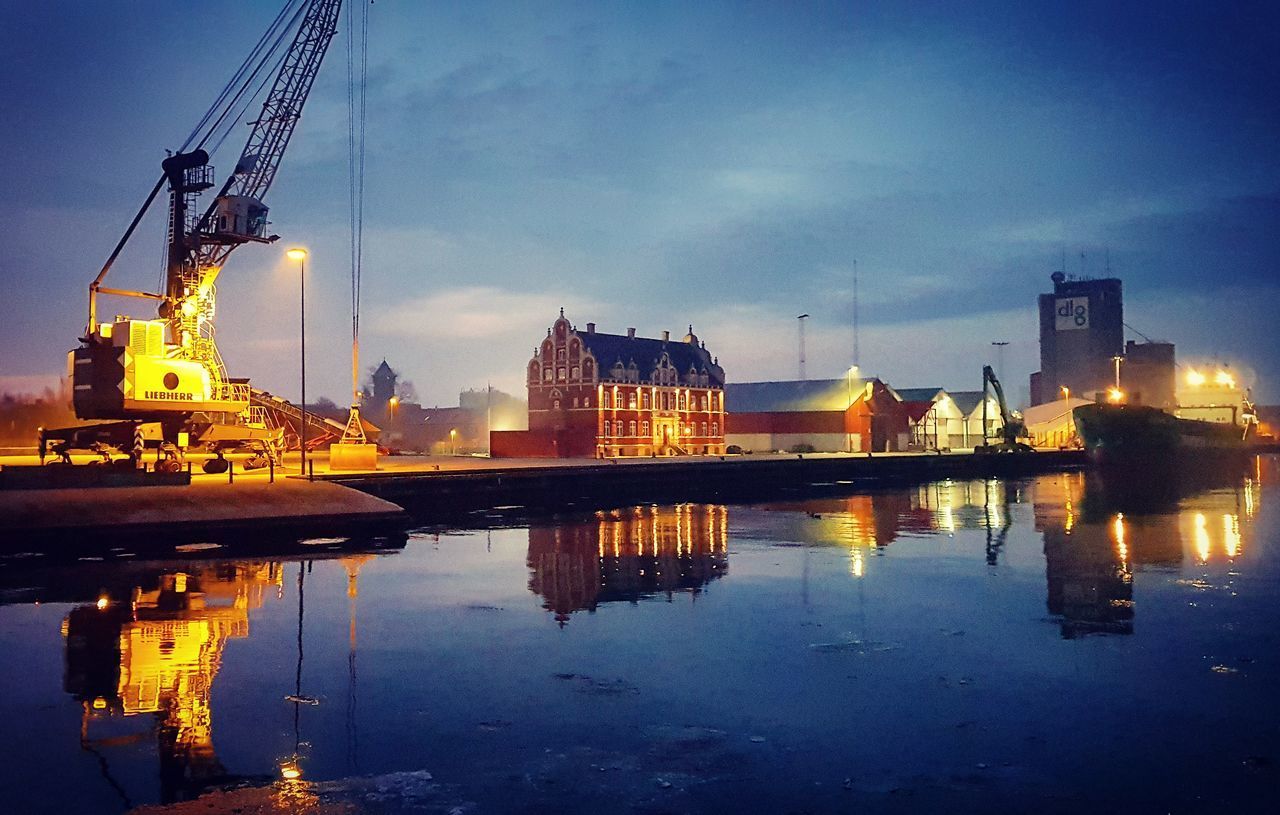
[199,0,343,271]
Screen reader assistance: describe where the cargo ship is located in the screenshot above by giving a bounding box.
[1073,367,1258,465]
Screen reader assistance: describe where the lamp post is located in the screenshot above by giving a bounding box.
[287,248,308,474]
[1112,355,1123,389]
[450,428,458,456]
[1060,385,1070,401]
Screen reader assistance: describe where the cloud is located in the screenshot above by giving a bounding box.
[375,287,600,340]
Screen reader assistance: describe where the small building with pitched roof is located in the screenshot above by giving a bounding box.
[724,376,910,453]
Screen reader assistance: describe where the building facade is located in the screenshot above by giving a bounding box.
[1120,339,1176,409]
[493,310,726,457]
[724,377,911,453]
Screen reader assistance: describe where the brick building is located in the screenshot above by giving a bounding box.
[491,310,726,458]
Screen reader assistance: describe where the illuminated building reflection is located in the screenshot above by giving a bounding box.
[1033,465,1262,638]
[527,504,729,625]
[751,478,1024,576]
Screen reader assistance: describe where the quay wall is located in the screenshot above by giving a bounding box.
[329,451,1088,521]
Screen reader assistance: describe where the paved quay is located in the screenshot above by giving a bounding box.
[0,475,407,547]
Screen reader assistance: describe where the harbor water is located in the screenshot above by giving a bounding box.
[1,460,1276,813]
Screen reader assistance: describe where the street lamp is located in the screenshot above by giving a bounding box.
[287,248,308,474]
[388,395,399,425]
[449,428,458,456]
[1060,385,1070,401]
[1112,355,1124,389]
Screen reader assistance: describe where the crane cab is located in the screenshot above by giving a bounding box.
[211,195,270,243]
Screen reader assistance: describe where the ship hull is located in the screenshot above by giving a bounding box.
[1073,403,1250,467]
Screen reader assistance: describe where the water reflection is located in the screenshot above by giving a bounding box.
[1032,464,1265,638]
[45,549,391,807]
[527,504,729,625]
[0,464,1273,812]
[741,479,1025,577]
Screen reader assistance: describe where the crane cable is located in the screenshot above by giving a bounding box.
[347,0,371,404]
[183,0,308,155]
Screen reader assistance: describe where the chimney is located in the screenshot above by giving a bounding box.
[661,330,670,342]
[586,322,595,334]
[627,327,636,339]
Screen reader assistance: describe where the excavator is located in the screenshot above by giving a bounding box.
[977,365,1033,453]
[40,1,345,473]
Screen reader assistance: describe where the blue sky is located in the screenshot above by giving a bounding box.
[1,0,1277,405]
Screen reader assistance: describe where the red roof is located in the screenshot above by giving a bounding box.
[902,400,934,422]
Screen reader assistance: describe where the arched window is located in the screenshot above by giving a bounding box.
[557,367,566,381]
[571,365,580,379]
[603,420,611,436]
[572,397,579,408]
[628,420,636,436]
[641,420,650,436]
[553,400,560,410]
[557,348,566,361]
[628,391,637,409]
[679,393,687,411]
[584,396,590,408]
[528,361,540,382]
[701,396,708,410]
[544,368,553,382]
[700,421,707,436]
[712,421,719,436]
[641,391,650,409]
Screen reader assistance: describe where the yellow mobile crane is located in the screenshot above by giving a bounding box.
[41,1,344,472]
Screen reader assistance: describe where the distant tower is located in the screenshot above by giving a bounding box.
[371,360,397,406]
[1031,272,1123,405]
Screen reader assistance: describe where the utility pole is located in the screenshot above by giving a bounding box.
[797,314,809,380]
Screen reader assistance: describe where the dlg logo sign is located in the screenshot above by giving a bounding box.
[1055,297,1089,331]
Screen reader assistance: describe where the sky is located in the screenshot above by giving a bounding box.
[1,0,1277,406]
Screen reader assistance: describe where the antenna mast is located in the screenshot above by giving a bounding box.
[797,314,809,380]
[852,259,860,368]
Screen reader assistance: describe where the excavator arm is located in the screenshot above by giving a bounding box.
[982,365,1030,450]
